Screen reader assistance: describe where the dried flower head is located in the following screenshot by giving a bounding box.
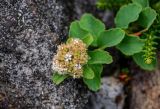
[52,38,88,78]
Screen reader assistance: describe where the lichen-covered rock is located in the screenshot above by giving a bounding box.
[0,0,89,109]
[85,77,125,109]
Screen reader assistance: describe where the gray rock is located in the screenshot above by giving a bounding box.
[86,77,125,109]
[0,0,89,109]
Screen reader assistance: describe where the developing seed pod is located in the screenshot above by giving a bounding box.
[52,38,88,78]
[143,33,157,64]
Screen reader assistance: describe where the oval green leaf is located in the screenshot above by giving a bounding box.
[83,65,95,79]
[69,20,88,39]
[88,50,113,64]
[52,73,69,85]
[138,7,157,29]
[98,28,125,48]
[82,33,94,46]
[79,13,105,46]
[83,64,103,91]
[115,3,142,28]
[116,35,145,55]
[133,52,157,71]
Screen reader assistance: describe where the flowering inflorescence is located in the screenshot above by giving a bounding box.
[52,38,88,78]
[143,33,157,64]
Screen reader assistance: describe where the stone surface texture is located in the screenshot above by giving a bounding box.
[86,77,125,109]
[0,0,89,109]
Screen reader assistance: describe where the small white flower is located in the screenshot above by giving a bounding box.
[73,73,76,78]
[74,64,82,70]
[73,39,80,44]
[64,53,72,62]
[52,61,67,74]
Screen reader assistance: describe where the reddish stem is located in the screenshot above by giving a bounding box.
[129,29,148,37]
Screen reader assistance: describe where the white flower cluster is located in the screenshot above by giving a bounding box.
[52,38,88,78]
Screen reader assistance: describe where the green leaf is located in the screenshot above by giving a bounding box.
[115,3,142,29]
[82,33,94,46]
[133,52,157,70]
[66,37,73,44]
[132,0,149,8]
[69,20,88,39]
[98,28,125,48]
[138,7,157,28]
[88,50,113,64]
[116,35,145,55]
[79,13,105,46]
[83,64,103,91]
[83,65,95,79]
[52,73,69,85]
